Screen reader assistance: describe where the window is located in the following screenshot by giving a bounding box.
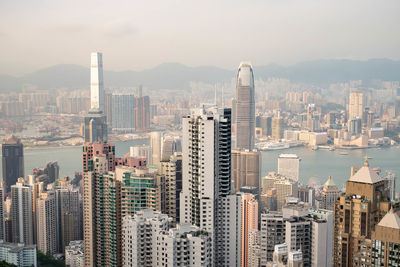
[344,210,350,233]
[361,212,367,236]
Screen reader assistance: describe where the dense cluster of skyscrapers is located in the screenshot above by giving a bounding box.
[0,52,399,267]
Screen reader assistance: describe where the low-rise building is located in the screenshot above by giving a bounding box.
[65,240,84,267]
[122,210,212,267]
[262,172,298,210]
[0,241,37,267]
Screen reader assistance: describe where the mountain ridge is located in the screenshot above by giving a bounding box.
[1,59,399,92]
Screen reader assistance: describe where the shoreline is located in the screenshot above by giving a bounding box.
[24,138,149,151]
[25,145,82,151]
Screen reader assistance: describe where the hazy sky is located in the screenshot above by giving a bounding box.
[0,0,399,76]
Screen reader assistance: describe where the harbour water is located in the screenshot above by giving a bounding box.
[261,147,400,191]
[3,139,399,192]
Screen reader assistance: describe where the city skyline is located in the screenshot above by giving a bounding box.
[0,53,399,265]
[0,0,400,263]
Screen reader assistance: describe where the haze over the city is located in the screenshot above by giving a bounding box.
[1,0,400,75]
[1,1,400,267]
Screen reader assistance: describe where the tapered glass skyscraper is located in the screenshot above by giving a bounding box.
[235,62,255,150]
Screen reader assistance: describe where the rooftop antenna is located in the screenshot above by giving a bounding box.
[364,155,369,167]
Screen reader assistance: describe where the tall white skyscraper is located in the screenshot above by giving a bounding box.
[235,62,255,150]
[11,178,33,245]
[180,104,231,263]
[90,52,104,111]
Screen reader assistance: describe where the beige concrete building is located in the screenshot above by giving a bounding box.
[271,117,284,140]
[348,91,365,120]
[262,172,298,211]
[260,188,278,212]
[333,159,391,267]
[372,209,400,265]
[156,152,182,224]
[150,131,162,167]
[232,149,261,194]
[320,176,342,211]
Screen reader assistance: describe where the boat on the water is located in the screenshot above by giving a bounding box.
[256,141,290,151]
[319,145,335,151]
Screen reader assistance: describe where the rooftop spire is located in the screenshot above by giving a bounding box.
[364,155,369,167]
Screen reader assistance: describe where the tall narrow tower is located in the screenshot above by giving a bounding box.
[85,53,107,143]
[11,178,33,245]
[90,52,104,111]
[180,105,231,260]
[235,62,255,150]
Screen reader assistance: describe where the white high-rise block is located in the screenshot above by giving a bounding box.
[11,178,33,245]
[121,210,212,267]
[180,104,232,264]
[90,52,104,111]
[309,209,333,267]
[122,210,170,267]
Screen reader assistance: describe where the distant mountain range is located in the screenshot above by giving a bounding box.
[0,59,399,92]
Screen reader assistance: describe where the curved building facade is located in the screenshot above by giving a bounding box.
[235,62,255,150]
